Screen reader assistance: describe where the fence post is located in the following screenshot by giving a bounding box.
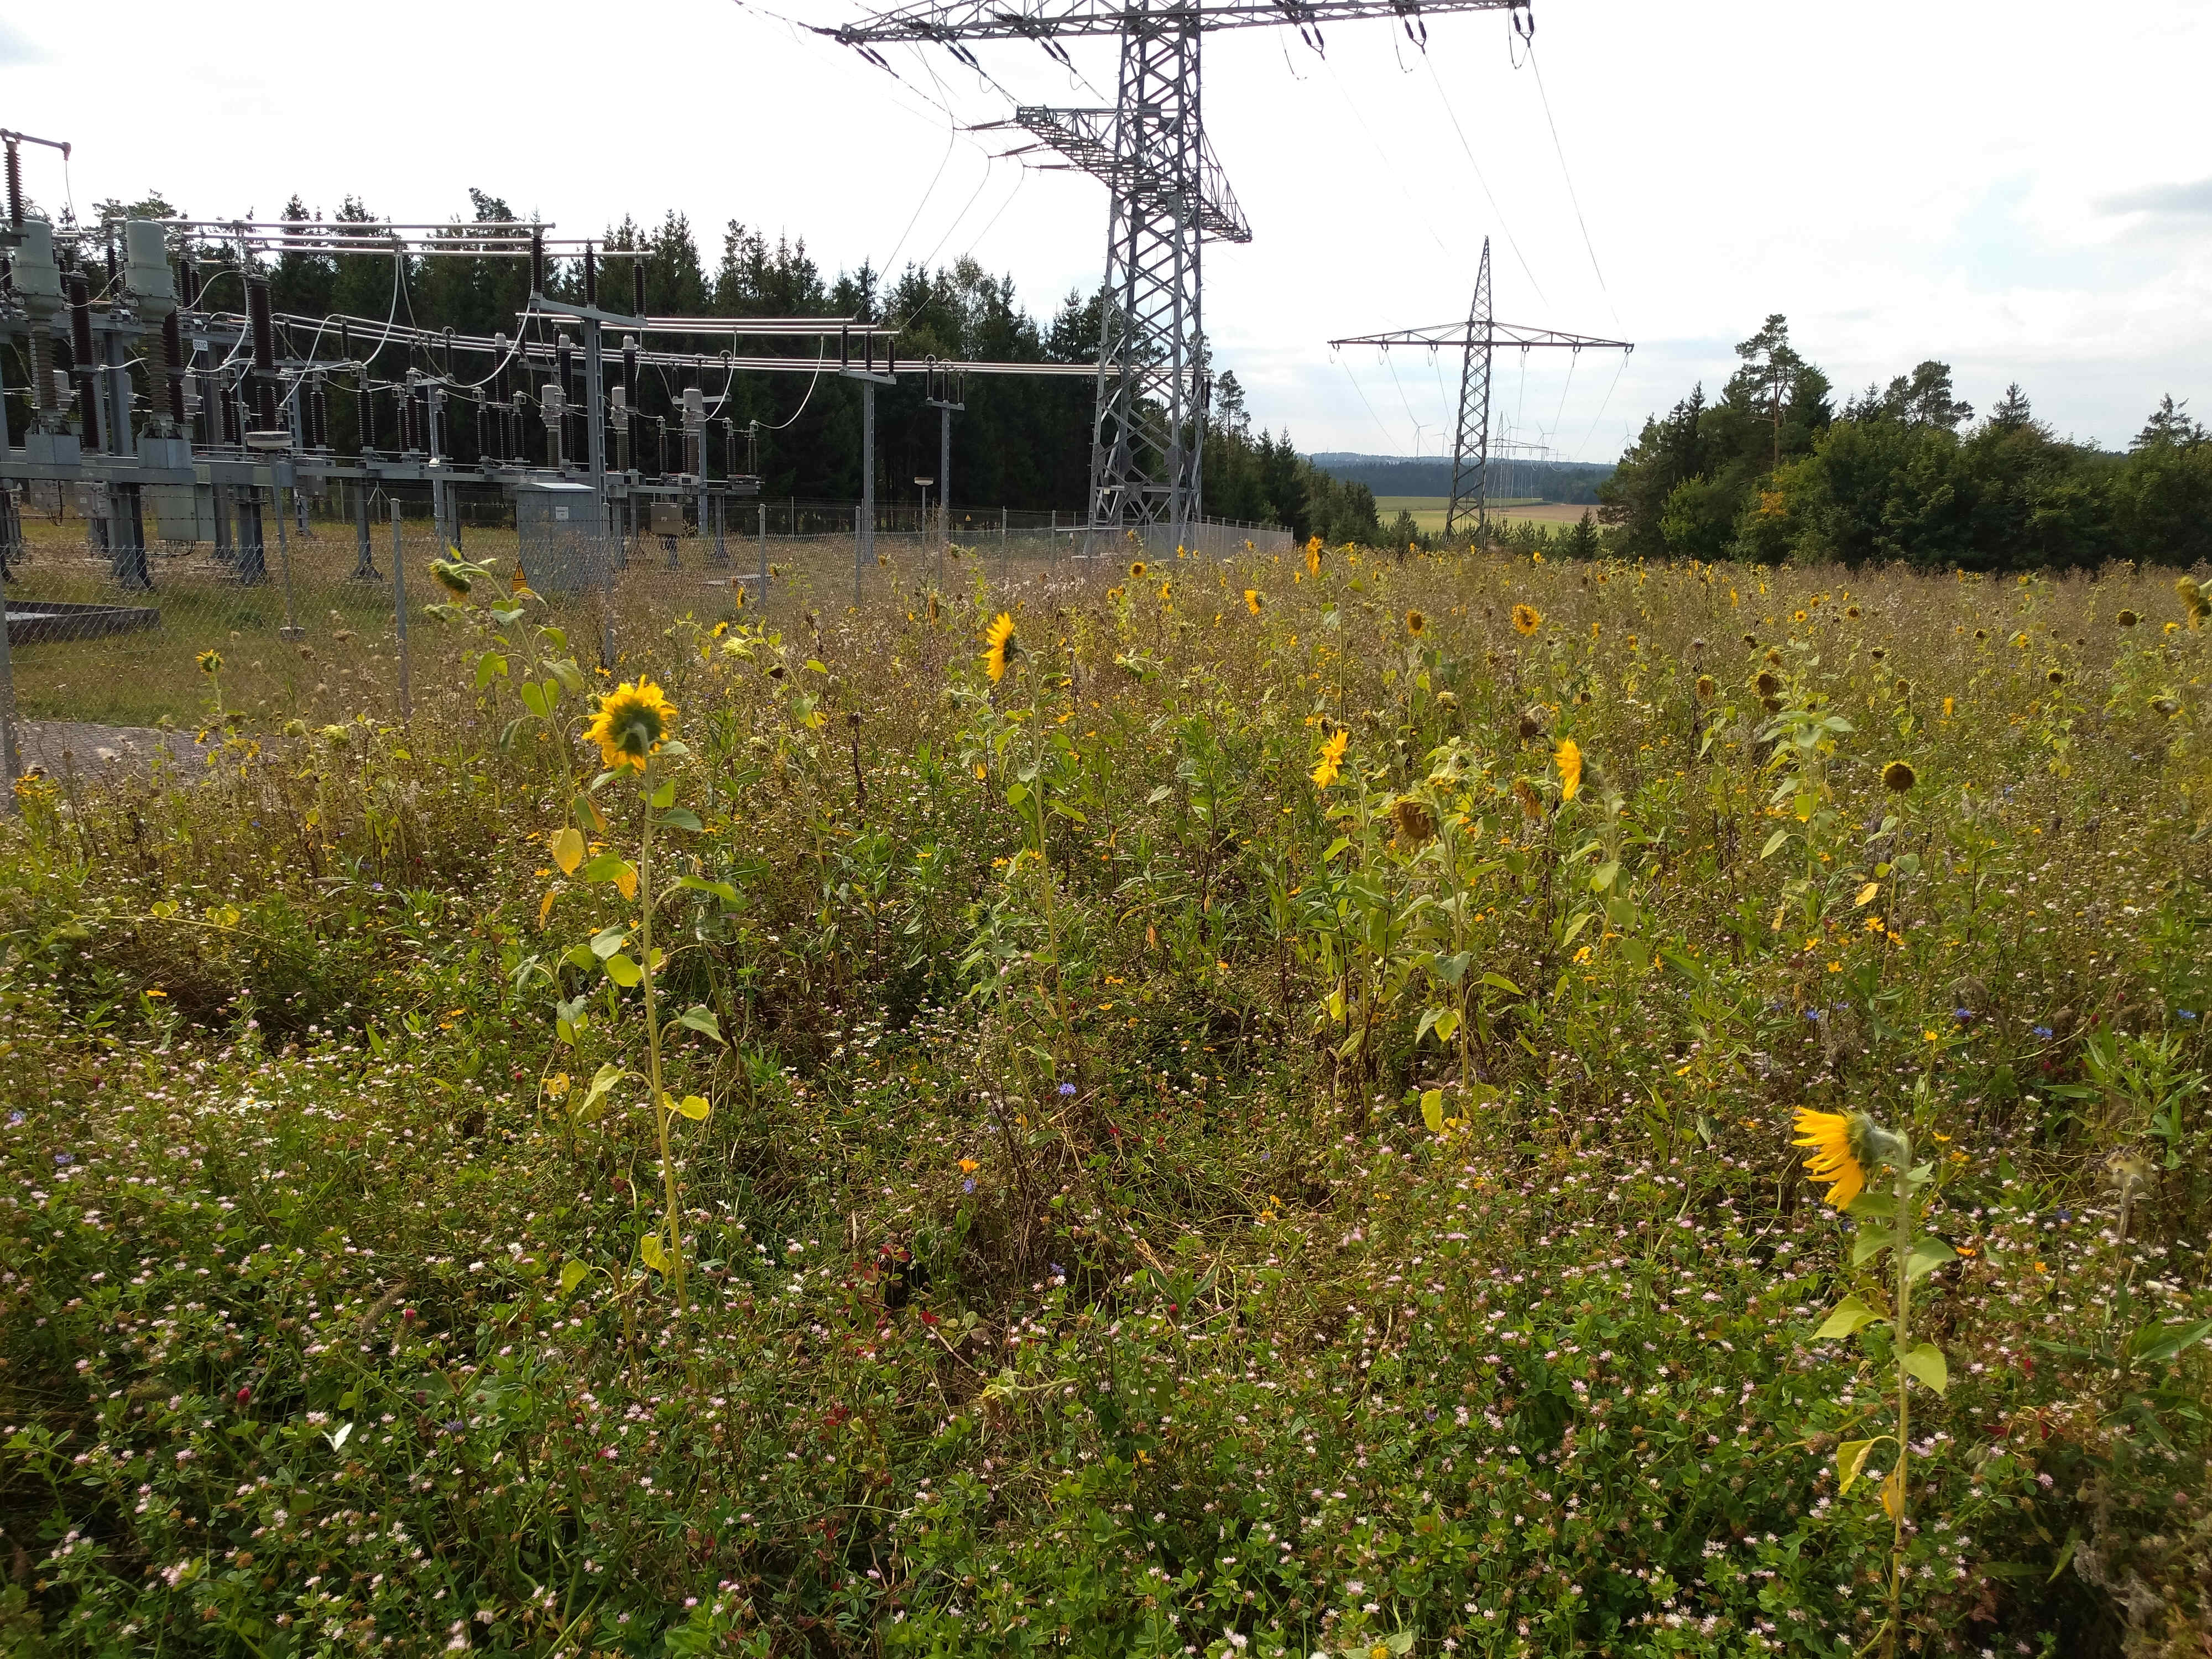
[275,483,301,640]
[758,501,768,611]
[0,557,19,801]
[352,481,378,578]
[391,503,412,719]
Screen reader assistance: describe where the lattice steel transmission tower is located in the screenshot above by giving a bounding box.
[1329,235,1630,543]
[821,0,1537,548]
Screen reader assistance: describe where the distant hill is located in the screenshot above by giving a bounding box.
[1309,452,1616,505]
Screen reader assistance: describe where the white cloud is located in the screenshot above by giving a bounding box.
[2,0,2205,467]
[0,22,48,66]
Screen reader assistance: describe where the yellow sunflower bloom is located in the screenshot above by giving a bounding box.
[1512,603,1542,635]
[1244,588,1262,614]
[1406,609,1426,637]
[1310,727,1348,789]
[1554,737,1582,802]
[1792,1107,1869,1209]
[584,679,676,773]
[983,612,1019,684]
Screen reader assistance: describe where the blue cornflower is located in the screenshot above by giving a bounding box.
[1954,1007,1973,1022]
[1057,1082,1077,1095]
[2033,1025,2053,1040]
[2181,1010,2199,1022]
[962,1178,976,1194]
[53,1151,74,1165]
[7,1111,22,1126]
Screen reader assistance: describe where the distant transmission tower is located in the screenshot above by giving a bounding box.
[821,0,1541,550]
[1329,236,1631,542]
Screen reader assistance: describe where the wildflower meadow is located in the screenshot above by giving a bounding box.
[4,546,2210,1658]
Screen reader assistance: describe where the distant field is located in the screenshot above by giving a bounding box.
[1374,496,1599,535]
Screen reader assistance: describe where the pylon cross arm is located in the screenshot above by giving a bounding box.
[1013,107,1250,242]
[826,0,1526,43]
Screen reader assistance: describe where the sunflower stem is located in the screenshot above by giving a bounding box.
[1886,1135,1914,1659]
[638,755,685,1317]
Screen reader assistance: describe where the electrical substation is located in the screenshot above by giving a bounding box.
[0,122,1136,637]
[0,0,1614,766]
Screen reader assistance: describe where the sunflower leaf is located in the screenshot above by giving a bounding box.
[1853,1228,1897,1268]
[676,1006,724,1044]
[1836,1437,1878,1494]
[1814,1295,1883,1341]
[1905,1238,1958,1282]
[1901,1341,1949,1395]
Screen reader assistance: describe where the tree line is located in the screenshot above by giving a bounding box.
[50,187,1376,542]
[1598,315,2212,569]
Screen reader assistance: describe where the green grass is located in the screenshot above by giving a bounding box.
[3,550,2209,1657]
[1374,497,1595,535]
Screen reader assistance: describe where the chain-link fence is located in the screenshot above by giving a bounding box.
[0,484,1290,784]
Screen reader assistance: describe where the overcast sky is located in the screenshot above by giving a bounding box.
[4,1,2207,466]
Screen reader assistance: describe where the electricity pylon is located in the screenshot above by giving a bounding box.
[822,0,1537,549]
[1328,237,1631,542]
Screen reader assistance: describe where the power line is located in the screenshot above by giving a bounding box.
[1317,51,1457,264]
[1574,349,1629,463]
[1527,44,1614,325]
[1335,355,1400,447]
[1419,48,1545,306]
[877,126,961,281]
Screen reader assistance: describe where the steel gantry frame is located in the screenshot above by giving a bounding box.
[1328,237,1631,542]
[821,0,1535,550]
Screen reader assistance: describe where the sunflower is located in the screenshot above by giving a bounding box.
[927,592,940,623]
[1882,759,1917,793]
[2116,609,2139,628]
[2176,575,2210,627]
[1791,1107,1869,1209]
[196,649,224,675]
[1695,673,1717,700]
[1389,796,1436,848]
[983,612,1019,684]
[1244,588,1262,614]
[585,679,676,773]
[1310,727,1348,789]
[1129,560,1146,579]
[1305,536,1323,578]
[1406,609,1426,637]
[431,558,472,597]
[1511,603,1542,635]
[2047,667,2064,686]
[1554,737,1582,803]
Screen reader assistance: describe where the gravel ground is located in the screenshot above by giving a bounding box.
[9,719,216,784]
